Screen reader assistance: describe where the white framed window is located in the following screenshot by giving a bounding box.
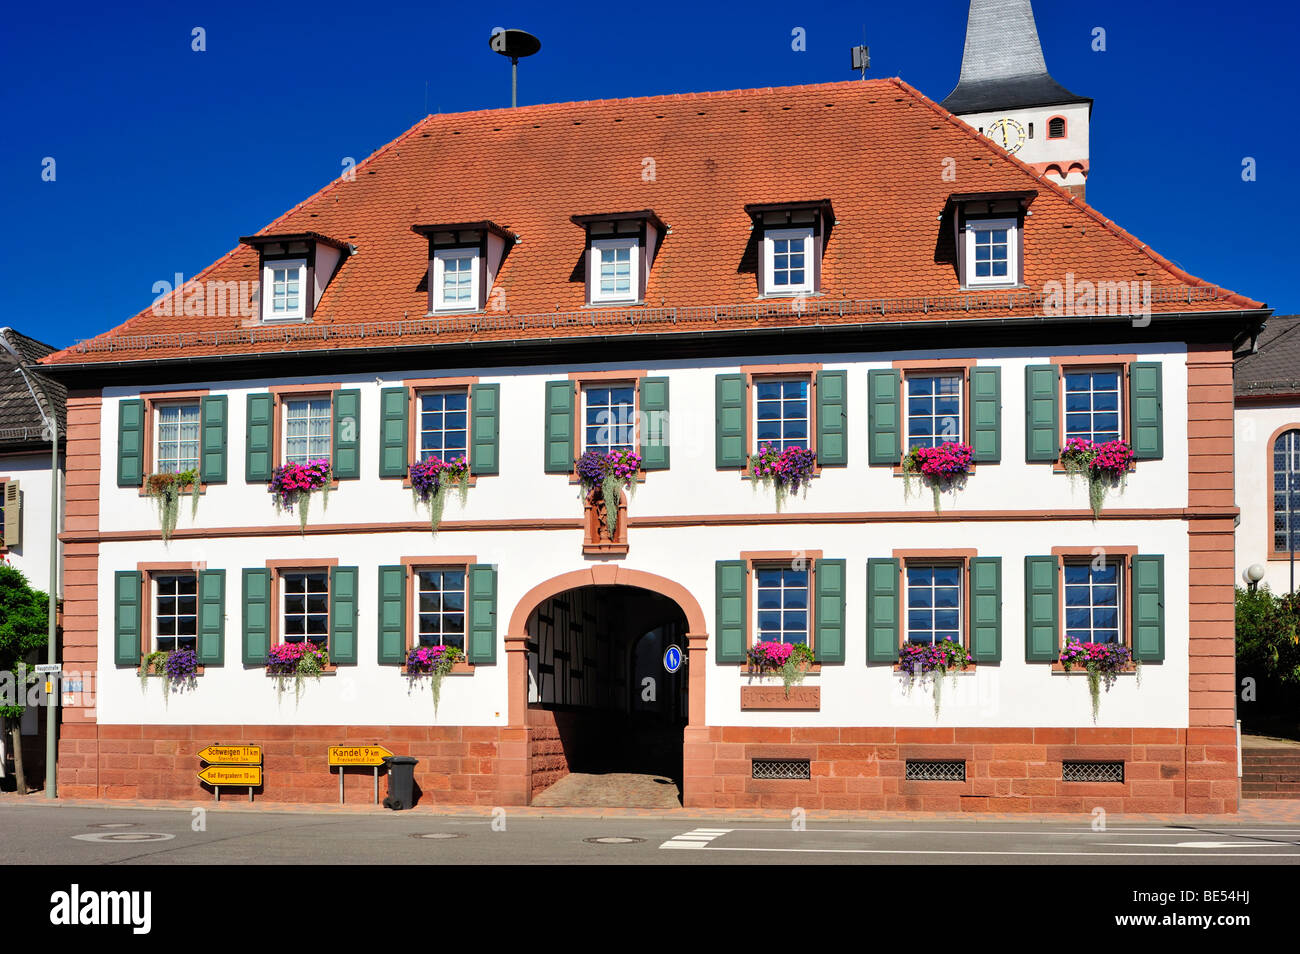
[282,571,329,648]
[283,397,332,465]
[906,374,963,449]
[763,227,814,296]
[905,564,963,646]
[754,565,810,646]
[433,248,480,311]
[263,259,306,320]
[156,402,201,473]
[964,218,1017,287]
[590,238,639,303]
[414,568,467,652]
[1064,560,1122,645]
[154,573,198,652]
[583,384,636,454]
[753,377,809,451]
[418,390,469,462]
[1064,368,1123,444]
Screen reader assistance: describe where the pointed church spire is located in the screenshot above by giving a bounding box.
[941,0,1088,114]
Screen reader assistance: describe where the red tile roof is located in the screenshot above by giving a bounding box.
[43,77,1263,367]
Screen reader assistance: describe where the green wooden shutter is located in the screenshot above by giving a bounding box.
[814,558,846,663]
[241,568,271,665]
[1129,363,1164,460]
[378,387,410,478]
[1132,554,1165,662]
[867,370,901,466]
[470,383,500,476]
[377,565,407,665]
[969,557,1002,663]
[114,570,142,666]
[467,564,498,664]
[117,399,145,487]
[332,389,361,479]
[544,381,575,473]
[245,394,274,482]
[816,370,848,466]
[714,373,747,469]
[196,570,225,666]
[1025,365,1060,462]
[1024,555,1060,661]
[715,560,747,663]
[640,376,671,470]
[199,395,228,483]
[330,566,359,665]
[867,558,900,663]
[969,367,1002,463]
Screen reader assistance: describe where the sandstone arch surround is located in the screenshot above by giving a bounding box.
[504,565,709,757]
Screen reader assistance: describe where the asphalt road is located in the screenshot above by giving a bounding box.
[4,803,1300,864]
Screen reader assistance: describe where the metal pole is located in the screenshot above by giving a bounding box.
[46,416,57,799]
[511,57,518,107]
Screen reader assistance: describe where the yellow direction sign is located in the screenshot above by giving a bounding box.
[198,765,262,787]
[197,745,262,765]
[328,745,394,767]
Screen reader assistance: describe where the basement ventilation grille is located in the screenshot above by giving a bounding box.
[752,759,811,780]
[1062,761,1125,783]
[905,760,967,782]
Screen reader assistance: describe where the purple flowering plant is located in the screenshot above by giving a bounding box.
[898,638,971,715]
[1058,637,1137,721]
[405,643,466,711]
[576,449,642,537]
[266,640,330,698]
[138,647,200,696]
[409,455,471,532]
[749,443,817,510]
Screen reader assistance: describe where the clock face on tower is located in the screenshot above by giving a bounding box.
[986,117,1027,155]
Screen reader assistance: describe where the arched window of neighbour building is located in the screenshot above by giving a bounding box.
[1048,116,1067,139]
[1275,428,1300,553]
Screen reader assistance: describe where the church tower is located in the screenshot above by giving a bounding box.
[941,0,1091,200]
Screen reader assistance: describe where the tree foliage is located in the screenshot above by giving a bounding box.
[0,564,49,718]
[1236,585,1300,686]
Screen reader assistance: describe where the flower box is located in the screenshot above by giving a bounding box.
[409,456,470,532]
[749,443,816,508]
[270,460,332,532]
[1057,638,1140,721]
[1059,438,1136,518]
[901,442,973,513]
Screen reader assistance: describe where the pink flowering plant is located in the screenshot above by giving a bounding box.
[902,442,974,513]
[405,643,466,711]
[1058,638,1137,721]
[577,449,641,537]
[747,639,816,697]
[898,639,971,715]
[749,443,817,509]
[409,455,471,533]
[269,460,331,533]
[266,639,330,699]
[1060,438,1135,518]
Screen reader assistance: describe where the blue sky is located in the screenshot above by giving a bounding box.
[2,0,1295,350]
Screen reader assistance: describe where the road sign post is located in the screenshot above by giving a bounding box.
[199,744,263,802]
[328,745,394,805]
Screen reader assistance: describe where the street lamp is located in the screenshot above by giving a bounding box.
[1243,564,1266,592]
[0,328,59,799]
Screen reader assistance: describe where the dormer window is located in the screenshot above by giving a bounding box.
[412,221,515,315]
[947,191,1035,290]
[239,231,351,324]
[744,200,833,298]
[571,210,666,306]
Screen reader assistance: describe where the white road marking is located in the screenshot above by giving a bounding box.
[665,845,1300,858]
[1098,841,1278,849]
[659,827,733,849]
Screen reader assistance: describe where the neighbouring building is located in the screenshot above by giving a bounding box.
[39,72,1262,813]
[1234,314,1300,595]
[0,327,66,780]
[941,0,1091,199]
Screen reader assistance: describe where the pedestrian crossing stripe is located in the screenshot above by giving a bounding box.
[660,828,733,849]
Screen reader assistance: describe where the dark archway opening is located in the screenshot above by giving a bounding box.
[526,585,688,805]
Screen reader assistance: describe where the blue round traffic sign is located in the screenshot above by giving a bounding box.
[663,645,683,674]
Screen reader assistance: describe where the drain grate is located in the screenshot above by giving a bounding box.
[905,760,967,782]
[752,759,811,780]
[1062,761,1125,783]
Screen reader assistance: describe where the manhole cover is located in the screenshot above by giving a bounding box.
[72,832,175,844]
[411,833,465,840]
[583,836,645,845]
[89,823,137,829]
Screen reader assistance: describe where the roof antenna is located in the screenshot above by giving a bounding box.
[850,24,869,80]
[489,28,542,107]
